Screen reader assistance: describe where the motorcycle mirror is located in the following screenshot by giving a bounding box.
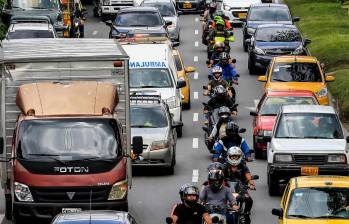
[236,74,240,78]
[251,175,259,180]
[239,128,246,133]
[165,217,173,224]
[202,126,209,133]
[203,85,208,90]
[212,216,219,223]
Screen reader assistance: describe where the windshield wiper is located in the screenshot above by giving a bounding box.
[12,6,25,10]
[136,85,164,88]
[26,153,67,165]
[70,157,116,164]
[261,113,277,116]
[131,125,155,128]
[288,214,312,218]
[272,78,288,82]
[302,136,333,139]
[30,6,47,9]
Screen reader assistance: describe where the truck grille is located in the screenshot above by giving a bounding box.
[30,186,111,203]
[294,154,326,165]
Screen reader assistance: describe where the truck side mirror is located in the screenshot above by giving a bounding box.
[0,137,3,154]
[132,136,143,155]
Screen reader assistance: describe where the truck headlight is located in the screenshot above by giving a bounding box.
[328,154,347,163]
[104,0,110,5]
[254,47,265,55]
[274,154,293,163]
[316,87,328,97]
[257,130,272,137]
[292,45,304,55]
[14,182,34,202]
[166,96,180,109]
[151,140,169,151]
[247,27,256,35]
[108,180,128,200]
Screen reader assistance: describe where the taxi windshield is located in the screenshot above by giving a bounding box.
[260,96,316,115]
[130,68,173,88]
[271,62,323,82]
[275,113,343,139]
[131,106,168,128]
[12,0,60,10]
[287,187,349,219]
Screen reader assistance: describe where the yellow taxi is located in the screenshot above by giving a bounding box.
[258,56,335,105]
[172,49,196,109]
[272,176,349,224]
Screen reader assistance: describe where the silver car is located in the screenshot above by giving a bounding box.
[130,94,180,174]
[141,0,181,42]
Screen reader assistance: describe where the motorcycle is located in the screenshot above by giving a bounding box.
[204,204,229,224]
[207,34,234,60]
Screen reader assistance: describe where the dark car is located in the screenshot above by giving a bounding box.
[52,210,138,224]
[105,7,172,40]
[176,0,206,12]
[242,3,300,52]
[247,24,311,74]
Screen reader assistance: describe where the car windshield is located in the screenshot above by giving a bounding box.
[131,106,168,128]
[275,113,343,139]
[142,2,175,17]
[7,30,54,39]
[260,96,316,115]
[115,12,163,26]
[17,119,118,161]
[256,28,301,42]
[130,68,173,88]
[271,62,323,82]
[287,188,349,219]
[249,7,291,21]
[12,0,60,9]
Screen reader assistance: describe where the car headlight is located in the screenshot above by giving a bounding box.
[316,87,328,97]
[274,154,293,163]
[108,180,128,200]
[151,140,169,151]
[104,0,110,5]
[292,45,304,55]
[254,47,265,55]
[224,4,231,11]
[257,130,272,137]
[14,182,34,202]
[166,96,180,109]
[328,154,347,163]
[167,23,177,29]
[247,27,256,35]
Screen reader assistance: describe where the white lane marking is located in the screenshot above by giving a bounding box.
[254,99,259,108]
[194,72,199,79]
[192,138,199,148]
[92,30,98,36]
[195,41,199,47]
[194,56,198,62]
[192,169,199,182]
[194,91,199,99]
[193,113,199,122]
[245,106,256,111]
[195,17,199,22]
[274,0,279,3]
[195,29,199,35]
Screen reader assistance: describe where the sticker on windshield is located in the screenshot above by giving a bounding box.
[129,61,167,68]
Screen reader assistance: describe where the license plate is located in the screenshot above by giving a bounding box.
[301,166,319,176]
[238,13,247,19]
[183,2,192,8]
[62,208,82,213]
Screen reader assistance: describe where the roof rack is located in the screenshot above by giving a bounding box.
[130,90,166,104]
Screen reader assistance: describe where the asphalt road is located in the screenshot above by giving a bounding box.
[0,5,280,224]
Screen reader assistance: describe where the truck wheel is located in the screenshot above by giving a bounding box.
[248,57,256,75]
[5,196,12,220]
[268,173,279,196]
[255,149,263,159]
[176,127,182,138]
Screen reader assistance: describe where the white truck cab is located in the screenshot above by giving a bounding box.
[267,105,349,196]
[122,42,185,137]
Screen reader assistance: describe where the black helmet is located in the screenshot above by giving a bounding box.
[181,185,199,207]
[218,106,230,120]
[207,162,225,172]
[214,85,226,98]
[219,52,230,62]
[208,170,224,192]
[226,121,239,137]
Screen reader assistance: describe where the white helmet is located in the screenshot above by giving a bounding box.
[227,146,243,166]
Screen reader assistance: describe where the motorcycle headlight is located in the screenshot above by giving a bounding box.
[257,130,272,137]
[14,182,34,202]
[328,154,347,163]
[104,0,110,5]
[166,96,180,109]
[151,140,169,151]
[108,180,128,200]
[224,4,231,11]
[75,22,79,27]
[247,27,256,35]
[254,47,265,55]
[316,87,328,97]
[292,45,304,55]
[274,154,293,163]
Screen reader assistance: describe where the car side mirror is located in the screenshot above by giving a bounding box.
[272,208,283,218]
[250,111,258,116]
[132,136,143,155]
[346,136,349,143]
[105,20,113,26]
[258,75,267,82]
[185,66,196,73]
[166,217,173,224]
[165,21,172,26]
[177,11,183,15]
[325,75,335,82]
[239,128,246,133]
[293,17,300,22]
[0,137,3,154]
[251,175,259,180]
[202,126,209,133]
[177,80,186,88]
[172,121,183,129]
[304,38,311,46]
[172,41,180,47]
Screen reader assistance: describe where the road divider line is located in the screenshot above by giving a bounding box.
[195,41,199,47]
[194,56,198,62]
[193,113,198,122]
[192,169,199,182]
[195,30,199,35]
[194,91,199,99]
[194,72,199,79]
[192,138,199,148]
[92,30,98,36]
[195,17,199,22]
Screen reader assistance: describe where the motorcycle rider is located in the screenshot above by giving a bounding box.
[224,147,255,224]
[212,121,253,162]
[207,19,230,59]
[172,184,212,224]
[202,2,217,32]
[200,169,239,224]
[205,66,229,94]
[208,42,225,67]
[71,2,85,38]
[217,52,238,101]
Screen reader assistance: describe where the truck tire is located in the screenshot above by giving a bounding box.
[268,173,279,196]
[166,156,175,175]
[5,196,12,220]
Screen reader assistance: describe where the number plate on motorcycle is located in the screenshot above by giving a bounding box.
[301,166,318,176]
[62,208,82,213]
[183,2,192,8]
[238,13,247,19]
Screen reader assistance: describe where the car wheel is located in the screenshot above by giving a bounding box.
[5,196,12,220]
[182,92,191,110]
[248,56,256,75]
[101,14,108,22]
[165,155,175,175]
[268,173,279,196]
[176,127,182,138]
[243,39,248,52]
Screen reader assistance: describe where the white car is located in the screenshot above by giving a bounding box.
[266,105,349,196]
[7,21,57,39]
[221,0,261,24]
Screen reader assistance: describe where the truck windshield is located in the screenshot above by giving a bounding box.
[142,3,176,17]
[12,0,60,10]
[130,68,173,88]
[17,119,119,161]
[287,187,349,219]
[115,12,163,26]
[275,113,343,139]
[271,62,323,82]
